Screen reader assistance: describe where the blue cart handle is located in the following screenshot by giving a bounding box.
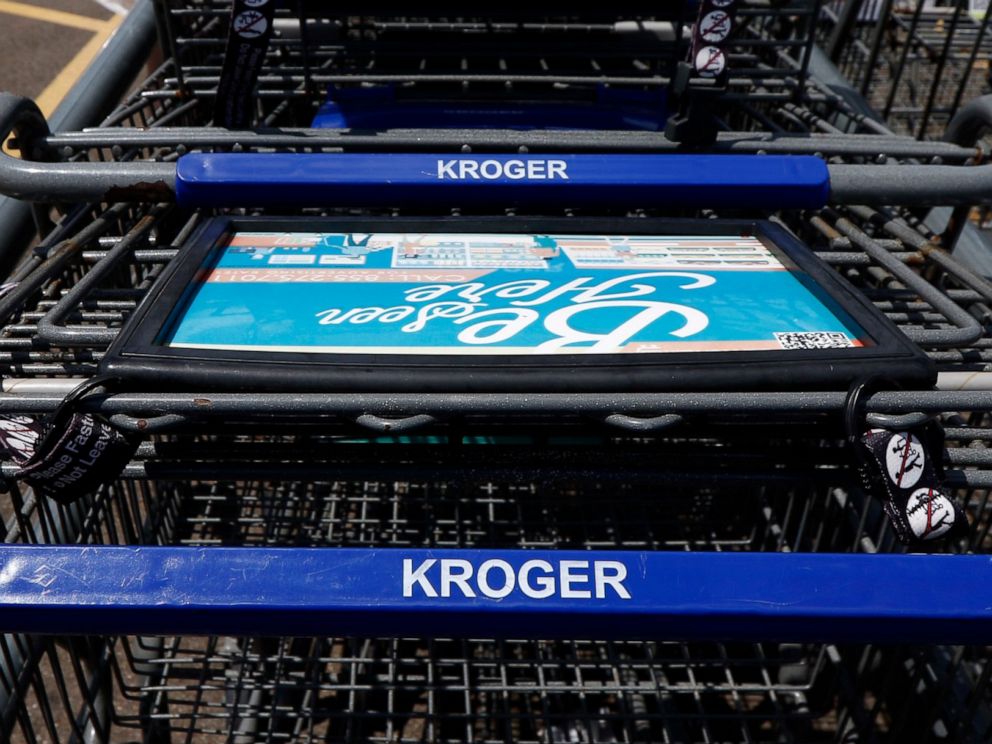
[166,152,992,209]
[174,152,831,209]
[0,546,989,642]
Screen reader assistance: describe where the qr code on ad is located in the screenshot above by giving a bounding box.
[774,332,853,350]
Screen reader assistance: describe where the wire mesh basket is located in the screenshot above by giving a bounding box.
[0,193,990,742]
[150,1,823,130]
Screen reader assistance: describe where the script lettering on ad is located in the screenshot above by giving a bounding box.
[314,272,714,351]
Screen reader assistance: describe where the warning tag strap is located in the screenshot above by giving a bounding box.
[0,381,137,504]
[213,0,278,128]
[689,0,738,81]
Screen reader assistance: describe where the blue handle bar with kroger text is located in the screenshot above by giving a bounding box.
[174,153,831,209]
[0,546,989,641]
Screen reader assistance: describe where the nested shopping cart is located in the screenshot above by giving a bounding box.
[2,0,992,741]
[820,0,992,140]
[818,0,992,250]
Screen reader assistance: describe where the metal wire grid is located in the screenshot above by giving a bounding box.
[0,456,921,551]
[820,0,992,139]
[0,211,987,734]
[5,633,989,743]
[2,414,989,553]
[17,0,936,177]
[70,35,898,145]
[150,1,823,128]
[3,67,991,388]
[4,633,842,743]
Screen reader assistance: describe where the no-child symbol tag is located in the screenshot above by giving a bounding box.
[234,10,267,38]
[694,46,726,78]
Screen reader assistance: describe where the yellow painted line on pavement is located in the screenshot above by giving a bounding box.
[0,1,108,32]
[34,15,124,117]
[0,3,124,154]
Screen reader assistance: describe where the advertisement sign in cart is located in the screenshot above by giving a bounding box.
[101,218,935,391]
[167,231,864,356]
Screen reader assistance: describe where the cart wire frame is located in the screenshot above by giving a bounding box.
[820,0,992,140]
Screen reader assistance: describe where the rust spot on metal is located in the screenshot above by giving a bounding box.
[136,419,149,431]
[104,181,173,202]
[193,398,212,409]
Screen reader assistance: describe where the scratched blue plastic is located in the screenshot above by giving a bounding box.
[0,546,989,641]
[174,153,831,209]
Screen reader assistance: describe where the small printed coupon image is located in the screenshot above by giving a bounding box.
[162,230,868,356]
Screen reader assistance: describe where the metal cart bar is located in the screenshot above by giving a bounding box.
[41,128,983,159]
[0,387,986,417]
[2,141,992,208]
[1,546,990,643]
[5,88,992,207]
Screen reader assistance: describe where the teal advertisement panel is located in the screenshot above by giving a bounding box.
[166,231,867,356]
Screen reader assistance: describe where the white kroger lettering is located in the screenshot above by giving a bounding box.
[436,159,569,180]
[480,160,502,179]
[504,160,526,179]
[594,561,630,599]
[477,559,516,598]
[440,559,476,598]
[403,558,438,597]
[402,559,632,599]
[519,560,556,599]
[560,560,592,598]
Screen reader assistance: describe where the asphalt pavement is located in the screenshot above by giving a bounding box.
[0,0,134,116]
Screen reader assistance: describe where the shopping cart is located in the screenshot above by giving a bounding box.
[1,0,992,741]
